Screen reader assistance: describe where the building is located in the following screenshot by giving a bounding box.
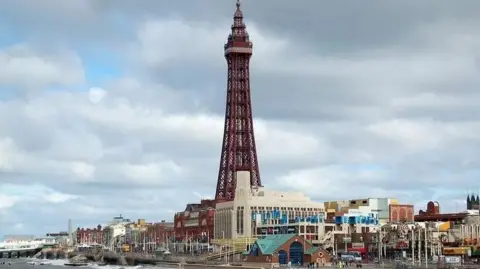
[102,215,132,248]
[46,232,69,237]
[467,194,480,210]
[45,232,70,246]
[412,201,480,248]
[214,171,325,239]
[255,216,325,241]
[418,200,440,215]
[76,225,103,245]
[245,201,381,257]
[125,220,147,245]
[389,204,414,223]
[243,234,331,265]
[143,221,175,243]
[324,198,401,224]
[121,220,175,253]
[174,199,215,242]
[0,236,53,251]
[110,215,131,225]
[415,201,468,222]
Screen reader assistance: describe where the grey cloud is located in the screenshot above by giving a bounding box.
[4,0,480,53]
[1,0,480,236]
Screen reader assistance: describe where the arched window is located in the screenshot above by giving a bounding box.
[399,208,407,221]
[289,242,304,265]
[278,250,288,264]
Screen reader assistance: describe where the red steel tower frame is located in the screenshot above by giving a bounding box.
[215,0,262,203]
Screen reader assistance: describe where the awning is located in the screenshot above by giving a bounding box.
[348,247,366,253]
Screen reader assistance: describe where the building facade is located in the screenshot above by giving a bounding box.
[124,220,147,246]
[244,234,332,265]
[415,201,468,222]
[324,198,399,224]
[467,194,480,210]
[174,199,215,242]
[214,171,325,239]
[389,204,414,223]
[102,215,132,248]
[143,221,175,243]
[76,225,103,245]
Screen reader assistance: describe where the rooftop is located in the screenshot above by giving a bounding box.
[255,234,296,255]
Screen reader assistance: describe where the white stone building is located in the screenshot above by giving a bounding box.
[214,171,325,239]
[102,215,132,248]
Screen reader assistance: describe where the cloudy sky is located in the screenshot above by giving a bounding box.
[1,0,480,237]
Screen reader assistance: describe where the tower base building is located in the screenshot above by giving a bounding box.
[214,171,325,239]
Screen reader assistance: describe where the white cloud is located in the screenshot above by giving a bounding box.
[0,44,85,89]
[88,87,107,104]
[367,119,480,152]
[277,165,391,198]
[43,192,78,204]
[391,92,480,108]
[0,71,323,191]
[133,18,289,68]
[0,137,22,171]
[0,195,17,210]
[255,121,325,162]
[70,161,96,180]
[121,161,183,184]
[0,184,79,207]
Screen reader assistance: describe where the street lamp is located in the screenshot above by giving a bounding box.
[222,231,227,265]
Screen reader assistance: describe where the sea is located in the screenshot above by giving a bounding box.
[0,259,173,269]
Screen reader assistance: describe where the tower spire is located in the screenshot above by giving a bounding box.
[235,0,242,18]
[227,0,249,45]
[215,0,261,203]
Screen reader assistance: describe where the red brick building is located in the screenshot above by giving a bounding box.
[76,225,103,244]
[415,201,467,222]
[389,204,414,223]
[141,221,175,243]
[244,234,331,265]
[174,199,215,242]
[418,201,440,216]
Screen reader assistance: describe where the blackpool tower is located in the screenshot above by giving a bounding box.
[215,0,262,203]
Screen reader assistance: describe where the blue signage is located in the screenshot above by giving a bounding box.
[252,211,324,225]
[334,215,379,225]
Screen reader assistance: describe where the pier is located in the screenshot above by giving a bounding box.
[0,246,42,259]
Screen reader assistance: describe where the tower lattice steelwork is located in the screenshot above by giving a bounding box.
[215,0,262,203]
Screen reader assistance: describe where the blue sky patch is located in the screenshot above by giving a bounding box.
[80,49,124,85]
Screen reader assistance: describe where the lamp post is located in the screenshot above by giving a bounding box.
[222,231,227,265]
